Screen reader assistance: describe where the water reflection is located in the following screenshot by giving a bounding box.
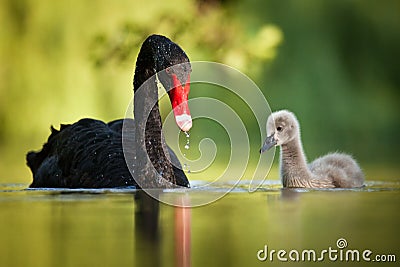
[174,195,191,267]
[134,190,191,267]
[134,190,161,267]
[0,182,399,267]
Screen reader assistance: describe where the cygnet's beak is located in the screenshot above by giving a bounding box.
[260,134,277,153]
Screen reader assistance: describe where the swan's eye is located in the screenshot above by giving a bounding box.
[277,126,282,132]
[165,67,172,74]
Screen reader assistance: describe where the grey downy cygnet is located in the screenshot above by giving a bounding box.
[260,110,365,188]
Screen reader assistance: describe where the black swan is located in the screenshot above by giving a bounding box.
[26,34,192,188]
[260,110,365,188]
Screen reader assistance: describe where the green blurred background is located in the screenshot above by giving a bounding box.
[0,0,399,184]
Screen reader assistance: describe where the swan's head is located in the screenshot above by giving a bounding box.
[150,35,192,132]
[260,110,300,153]
[135,35,193,132]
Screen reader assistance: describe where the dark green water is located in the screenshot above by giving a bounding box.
[0,181,399,267]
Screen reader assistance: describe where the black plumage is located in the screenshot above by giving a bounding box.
[26,35,191,188]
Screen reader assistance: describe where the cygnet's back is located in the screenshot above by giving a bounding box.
[260,110,365,188]
[309,153,364,188]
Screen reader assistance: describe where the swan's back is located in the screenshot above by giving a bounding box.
[308,153,365,188]
[27,118,135,188]
[27,118,189,188]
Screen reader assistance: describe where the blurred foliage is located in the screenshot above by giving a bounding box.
[238,0,400,167]
[0,0,399,183]
[0,0,280,182]
[88,1,281,73]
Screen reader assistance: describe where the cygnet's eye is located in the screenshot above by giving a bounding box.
[277,126,282,132]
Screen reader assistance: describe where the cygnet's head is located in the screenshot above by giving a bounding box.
[260,110,300,153]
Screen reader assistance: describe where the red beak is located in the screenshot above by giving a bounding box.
[168,74,192,132]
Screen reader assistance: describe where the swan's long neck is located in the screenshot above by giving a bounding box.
[133,56,176,188]
[280,137,313,187]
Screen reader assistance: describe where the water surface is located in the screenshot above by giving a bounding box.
[0,181,399,267]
